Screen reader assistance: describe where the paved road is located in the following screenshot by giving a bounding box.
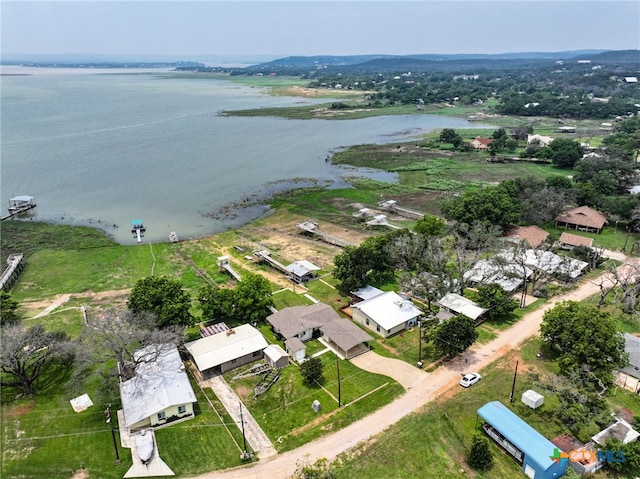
[189,265,623,479]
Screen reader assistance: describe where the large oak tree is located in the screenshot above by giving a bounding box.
[541,301,627,384]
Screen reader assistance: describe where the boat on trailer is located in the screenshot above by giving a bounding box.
[135,429,154,465]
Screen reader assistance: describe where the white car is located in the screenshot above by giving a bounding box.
[459,372,482,388]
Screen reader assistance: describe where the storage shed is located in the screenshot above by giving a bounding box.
[522,389,544,409]
[263,344,290,369]
[477,401,567,479]
[285,337,306,362]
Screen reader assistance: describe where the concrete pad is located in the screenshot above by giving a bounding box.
[124,429,174,478]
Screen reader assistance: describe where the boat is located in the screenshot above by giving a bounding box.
[169,231,179,243]
[135,429,154,465]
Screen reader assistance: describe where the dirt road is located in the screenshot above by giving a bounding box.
[189,268,619,479]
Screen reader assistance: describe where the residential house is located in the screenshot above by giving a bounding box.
[499,248,589,280]
[268,303,372,359]
[185,324,268,378]
[266,303,335,343]
[527,134,554,147]
[351,291,422,338]
[619,333,640,380]
[504,225,549,248]
[558,232,593,249]
[464,260,532,293]
[592,417,640,446]
[436,293,488,324]
[555,205,608,233]
[469,137,493,150]
[119,344,196,432]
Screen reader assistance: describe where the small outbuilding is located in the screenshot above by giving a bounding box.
[437,293,488,324]
[522,389,544,409]
[477,401,567,479]
[284,337,306,362]
[263,344,290,369]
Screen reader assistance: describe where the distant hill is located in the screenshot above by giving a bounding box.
[251,50,613,70]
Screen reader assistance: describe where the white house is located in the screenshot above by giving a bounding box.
[527,134,554,147]
[351,291,422,338]
[464,259,533,293]
[185,324,268,378]
[119,344,196,432]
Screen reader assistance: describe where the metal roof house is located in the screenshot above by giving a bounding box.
[119,344,196,432]
[478,401,567,479]
[464,259,533,293]
[437,293,488,323]
[351,291,422,338]
[185,324,268,378]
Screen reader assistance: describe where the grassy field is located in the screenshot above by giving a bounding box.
[0,366,248,479]
[330,338,637,479]
[225,351,404,453]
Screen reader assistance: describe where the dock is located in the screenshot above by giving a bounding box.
[130,220,146,243]
[296,221,352,247]
[378,200,424,220]
[1,196,36,221]
[254,250,290,275]
[217,256,242,281]
[0,254,25,291]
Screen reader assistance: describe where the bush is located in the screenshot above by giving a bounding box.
[466,433,493,471]
[300,357,324,386]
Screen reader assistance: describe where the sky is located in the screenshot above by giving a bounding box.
[1,1,639,61]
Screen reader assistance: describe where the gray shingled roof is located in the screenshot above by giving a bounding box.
[321,318,373,351]
[266,303,338,339]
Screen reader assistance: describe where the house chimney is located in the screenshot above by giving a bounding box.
[226,329,235,336]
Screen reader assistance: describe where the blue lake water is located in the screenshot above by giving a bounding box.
[1,67,491,244]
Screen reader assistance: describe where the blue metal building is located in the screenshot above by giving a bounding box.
[477,401,567,479]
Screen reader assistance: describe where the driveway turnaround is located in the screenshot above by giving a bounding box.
[190,262,627,479]
[350,350,427,389]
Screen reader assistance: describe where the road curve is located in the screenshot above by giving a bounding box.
[189,267,616,479]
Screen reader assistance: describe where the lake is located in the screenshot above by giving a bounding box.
[1,67,489,244]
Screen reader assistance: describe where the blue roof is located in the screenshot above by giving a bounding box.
[477,401,559,474]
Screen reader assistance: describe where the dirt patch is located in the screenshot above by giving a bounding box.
[376,342,399,355]
[4,402,35,416]
[288,408,341,437]
[70,469,89,479]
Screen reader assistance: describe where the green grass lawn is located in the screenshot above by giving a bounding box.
[0,367,252,479]
[225,352,404,452]
[331,337,638,479]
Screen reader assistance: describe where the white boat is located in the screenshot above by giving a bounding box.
[135,429,154,465]
[169,231,179,243]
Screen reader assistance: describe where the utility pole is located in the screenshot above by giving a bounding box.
[509,361,519,404]
[417,318,423,368]
[104,404,121,465]
[239,401,250,461]
[336,355,342,407]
